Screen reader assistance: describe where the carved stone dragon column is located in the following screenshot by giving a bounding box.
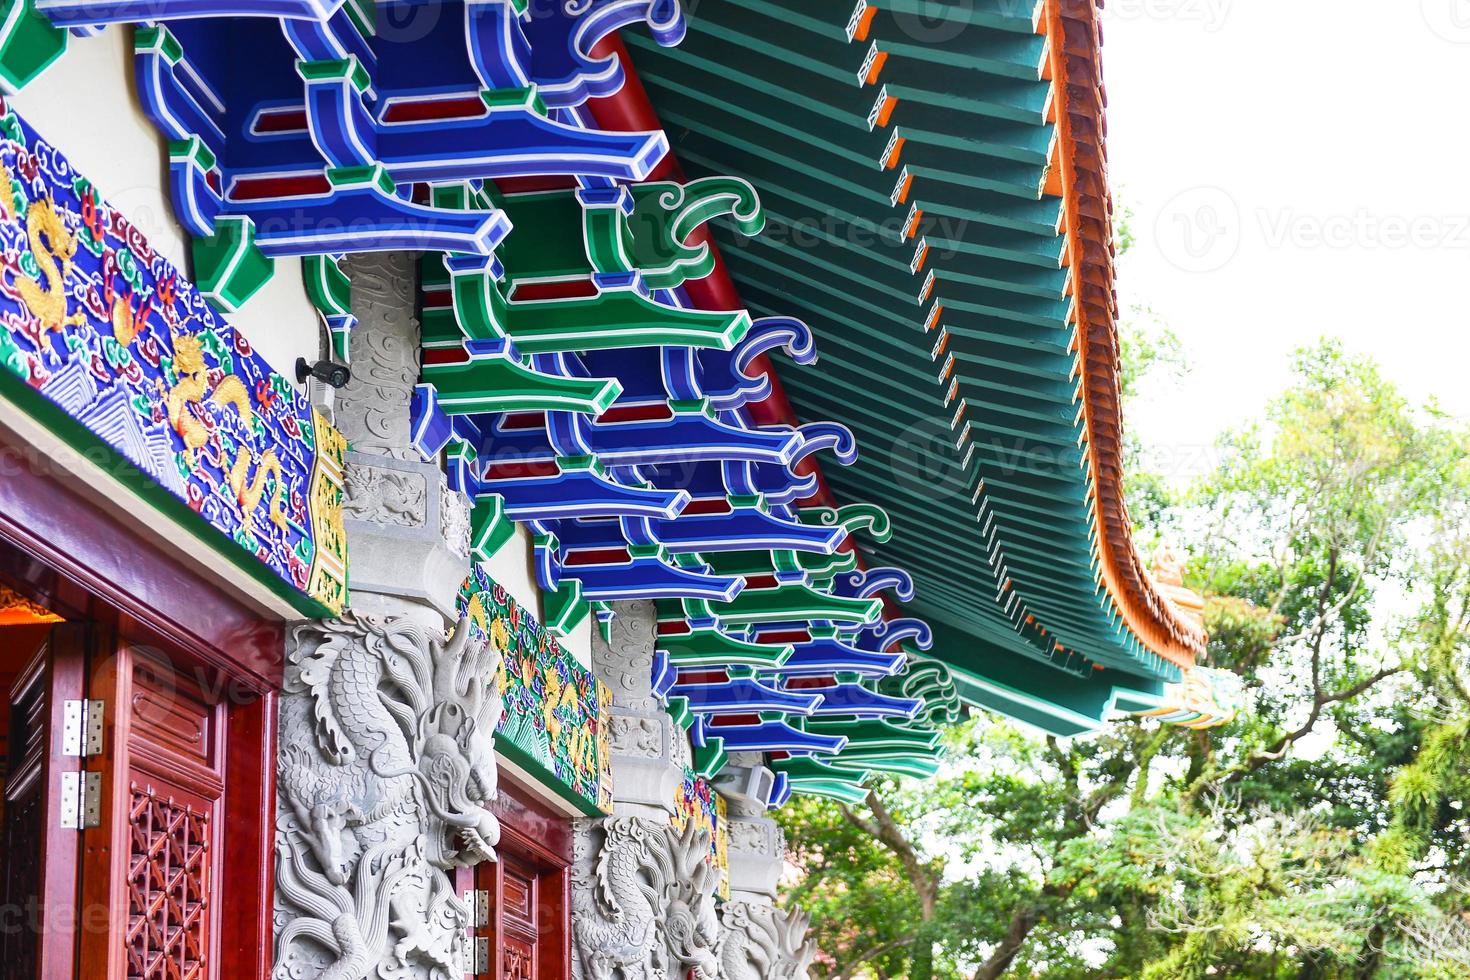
[711,760,818,980]
[273,253,499,980]
[572,600,722,980]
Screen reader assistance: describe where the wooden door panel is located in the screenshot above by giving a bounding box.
[0,624,85,980]
[475,787,573,980]
[81,643,226,980]
[124,779,216,980]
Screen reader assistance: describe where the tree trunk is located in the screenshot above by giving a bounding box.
[911,937,935,980]
[972,906,1042,980]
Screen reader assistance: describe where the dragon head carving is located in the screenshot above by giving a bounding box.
[418,617,504,870]
[718,903,818,980]
[664,818,722,980]
[274,612,508,980]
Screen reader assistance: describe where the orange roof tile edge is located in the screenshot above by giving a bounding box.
[1041,0,1208,666]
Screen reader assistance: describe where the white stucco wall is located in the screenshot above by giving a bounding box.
[10,27,321,385]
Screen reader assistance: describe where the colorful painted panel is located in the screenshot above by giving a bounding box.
[459,564,613,815]
[674,769,730,899]
[0,98,347,615]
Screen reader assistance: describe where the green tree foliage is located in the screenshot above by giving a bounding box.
[777,342,1470,979]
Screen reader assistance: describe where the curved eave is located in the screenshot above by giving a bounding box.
[593,0,1204,694]
[1041,0,1206,664]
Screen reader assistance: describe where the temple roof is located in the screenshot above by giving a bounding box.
[616,0,1207,731]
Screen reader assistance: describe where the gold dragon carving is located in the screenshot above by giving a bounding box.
[163,330,288,532]
[13,197,87,334]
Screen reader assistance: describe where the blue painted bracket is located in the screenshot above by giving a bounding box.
[846,618,935,653]
[39,0,347,25]
[239,165,511,256]
[566,399,804,468]
[705,717,847,755]
[830,567,916,602]
[479,456,690,522]
[522,0,685,107]
[645,500,847,556]
[763,636,907,679]
[672,675,823,716]
[693,316,817,412]
[790,682,923,720]
[556,548,745,602]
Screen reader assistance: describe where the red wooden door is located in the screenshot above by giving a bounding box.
[473,779,574,980]
[0,623,87,980]
[78,641,229,980]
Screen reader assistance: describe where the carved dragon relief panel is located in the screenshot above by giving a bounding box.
[342,462,428,528]
[717,904,817,980]
[272,612,504,980]
[572,816,721,980]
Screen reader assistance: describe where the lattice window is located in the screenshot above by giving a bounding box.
[125,783,211,980]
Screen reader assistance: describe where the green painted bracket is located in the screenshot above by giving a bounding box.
[831,752,943,780]
[191,215,275,314]
[798,548,861,588]
[881,657,964,728]
[657,626,793,669]
[665,696,694,730]
[798,503,894,545]
[302,254,354,360]
[713,582,883,628]
[770,757,872,806]
[544,577,590,639]
[421,350,623,416]
[497,176,765,292]
[0,1,67,93]
[450,258,753,353]
[691,733,728,781]
[470,496,517,565]
[582,187,637,276]
[703,545,844,584]
[446,436,477,474]
[627,176,765,289]
[806,718,942,757]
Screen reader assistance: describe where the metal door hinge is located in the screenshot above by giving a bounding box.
[59,771,102,829]
[473,889,490,928]
[473,937,490,975]
[61,700,104,757]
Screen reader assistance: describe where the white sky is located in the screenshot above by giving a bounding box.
[1101,0,1470,478]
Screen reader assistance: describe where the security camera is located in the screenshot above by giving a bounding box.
[296,357,352,390]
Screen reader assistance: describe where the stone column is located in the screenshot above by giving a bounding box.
[713,760,818,980]
[716,759,785,903]
[572,600,721,980]
[333,251,472,629]
[272,253,495,980]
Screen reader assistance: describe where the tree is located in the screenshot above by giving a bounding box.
[776,343,1470,978]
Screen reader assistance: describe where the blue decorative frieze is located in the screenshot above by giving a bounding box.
[0,101,348,615]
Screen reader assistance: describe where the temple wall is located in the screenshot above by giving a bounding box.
[9,35,595,665]
[9,28,320,389]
